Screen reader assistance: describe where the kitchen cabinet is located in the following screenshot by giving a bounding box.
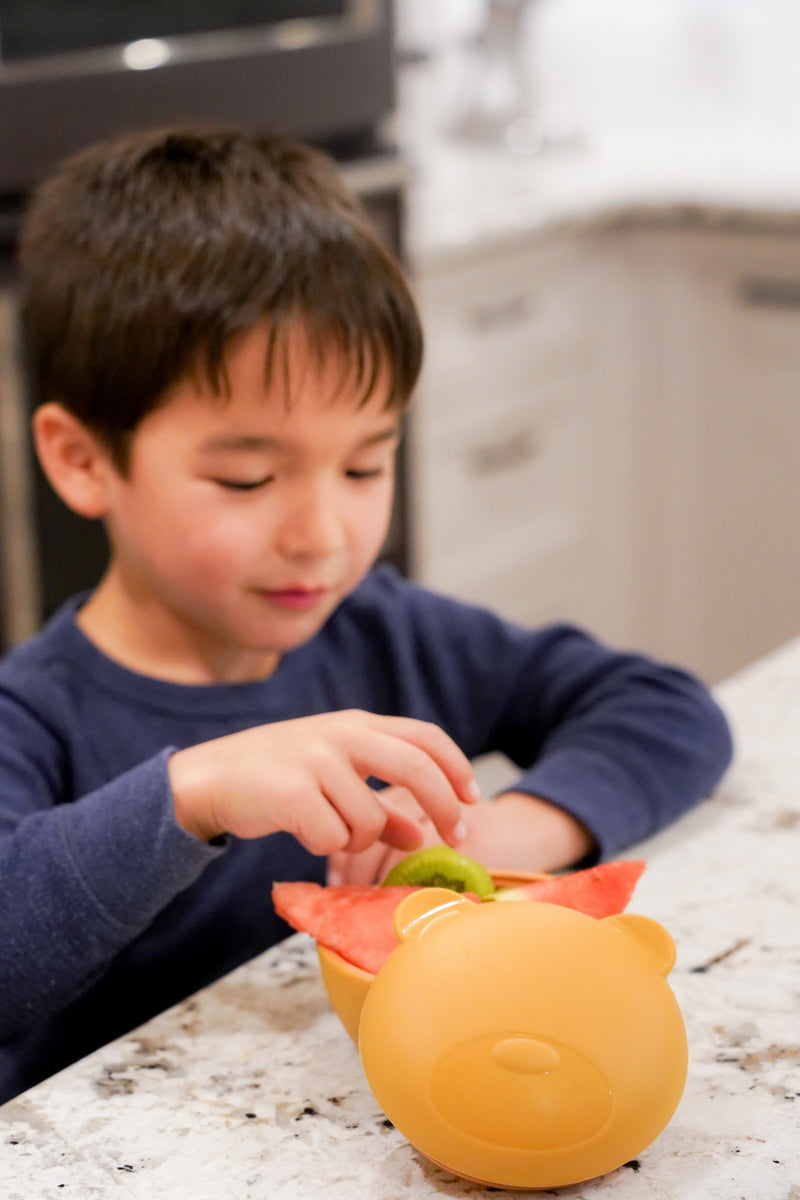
[614,228,800,683]
[409,223,800,685]
[408,234,636,641]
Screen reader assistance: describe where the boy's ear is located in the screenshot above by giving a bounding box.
[31,402,115,519]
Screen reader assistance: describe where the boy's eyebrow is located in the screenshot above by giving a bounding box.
[198,434,279,453]
[354,426,401,448]
[198,425,400,454]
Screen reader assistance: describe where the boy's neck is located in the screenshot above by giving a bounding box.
[76,575,282,685]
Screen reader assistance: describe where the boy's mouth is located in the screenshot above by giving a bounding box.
[259,586,329,611]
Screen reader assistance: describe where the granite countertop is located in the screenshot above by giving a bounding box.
[400,105,800,269]
[1,637,800,1198]
[394,15,800,268]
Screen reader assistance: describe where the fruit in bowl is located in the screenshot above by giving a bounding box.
[271,852,645,1043]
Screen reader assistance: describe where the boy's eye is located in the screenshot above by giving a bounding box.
[346,467,385,481]
[212,476,273,491]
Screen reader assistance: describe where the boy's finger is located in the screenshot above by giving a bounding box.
[361,714,482,806]
[349,732,472,847]
[376,799,426,852]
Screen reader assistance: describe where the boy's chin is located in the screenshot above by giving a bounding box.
[247,611,335,654]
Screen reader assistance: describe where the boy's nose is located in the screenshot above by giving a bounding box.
[277,493,346,559]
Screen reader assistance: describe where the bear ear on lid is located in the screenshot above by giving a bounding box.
[603,913,677,977]
[393,889,477,943]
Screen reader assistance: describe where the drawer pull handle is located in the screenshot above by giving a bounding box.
[468,429,539,475]
[738,279,800,309]
[465,292,532,332]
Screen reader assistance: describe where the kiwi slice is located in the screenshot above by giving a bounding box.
[382,846,495,898]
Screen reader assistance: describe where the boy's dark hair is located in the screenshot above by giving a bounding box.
[19,125,423,470]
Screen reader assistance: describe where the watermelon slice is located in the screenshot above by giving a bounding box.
[273,860,645,975]
[272,882,418,974]
[493,859,645,919]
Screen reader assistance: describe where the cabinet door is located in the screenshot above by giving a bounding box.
[409,236,637,638]
[412,375,594,628]
[413,239,592,427]
[693,236,800,680]
[625,231,800,683]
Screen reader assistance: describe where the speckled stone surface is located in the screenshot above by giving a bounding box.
[1,638,800,1199]
[395,56,800,269]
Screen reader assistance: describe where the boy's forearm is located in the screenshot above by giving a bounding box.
[487,625,733,858]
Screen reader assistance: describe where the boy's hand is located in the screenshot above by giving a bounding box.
[327,786,435,884]
[168,711,480,853]
[454,791,595,873]
[328,789,596,884]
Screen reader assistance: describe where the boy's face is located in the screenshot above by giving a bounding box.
[88,323,400,682]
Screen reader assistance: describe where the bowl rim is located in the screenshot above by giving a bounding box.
[316,869,553,976]
[317,941,376,980]
[489,868,552,889]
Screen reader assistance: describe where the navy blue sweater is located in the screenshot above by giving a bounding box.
[0,566,732,1101]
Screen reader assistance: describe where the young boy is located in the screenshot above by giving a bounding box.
[0,126,732,1103]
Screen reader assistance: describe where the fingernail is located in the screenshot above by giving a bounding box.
[450,820,467,845]
[467,780,482,803]
[327,869,343,887]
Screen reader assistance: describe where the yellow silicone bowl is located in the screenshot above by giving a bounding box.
[317,945,374,1045]
[316,870,549,1044]
[315,871,688,1191]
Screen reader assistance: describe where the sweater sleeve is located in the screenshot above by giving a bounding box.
[0,695,223,1040]
[483,626,732,858]
[379,580,734,861]
[496,628,734,858]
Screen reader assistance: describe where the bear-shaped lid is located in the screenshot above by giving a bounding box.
[357,889,687,1190]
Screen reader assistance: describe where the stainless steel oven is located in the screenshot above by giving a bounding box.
[0,0,395,193]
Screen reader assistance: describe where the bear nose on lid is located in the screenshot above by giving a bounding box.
[491,1037,561,1074]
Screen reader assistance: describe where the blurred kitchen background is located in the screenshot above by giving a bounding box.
[1,0,799,689]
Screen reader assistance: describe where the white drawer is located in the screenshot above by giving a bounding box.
[411,378,590,581]
[414,344,589,436]
[416,240,590,425]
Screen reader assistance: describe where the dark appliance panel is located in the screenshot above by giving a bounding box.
[0,0,395,195]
